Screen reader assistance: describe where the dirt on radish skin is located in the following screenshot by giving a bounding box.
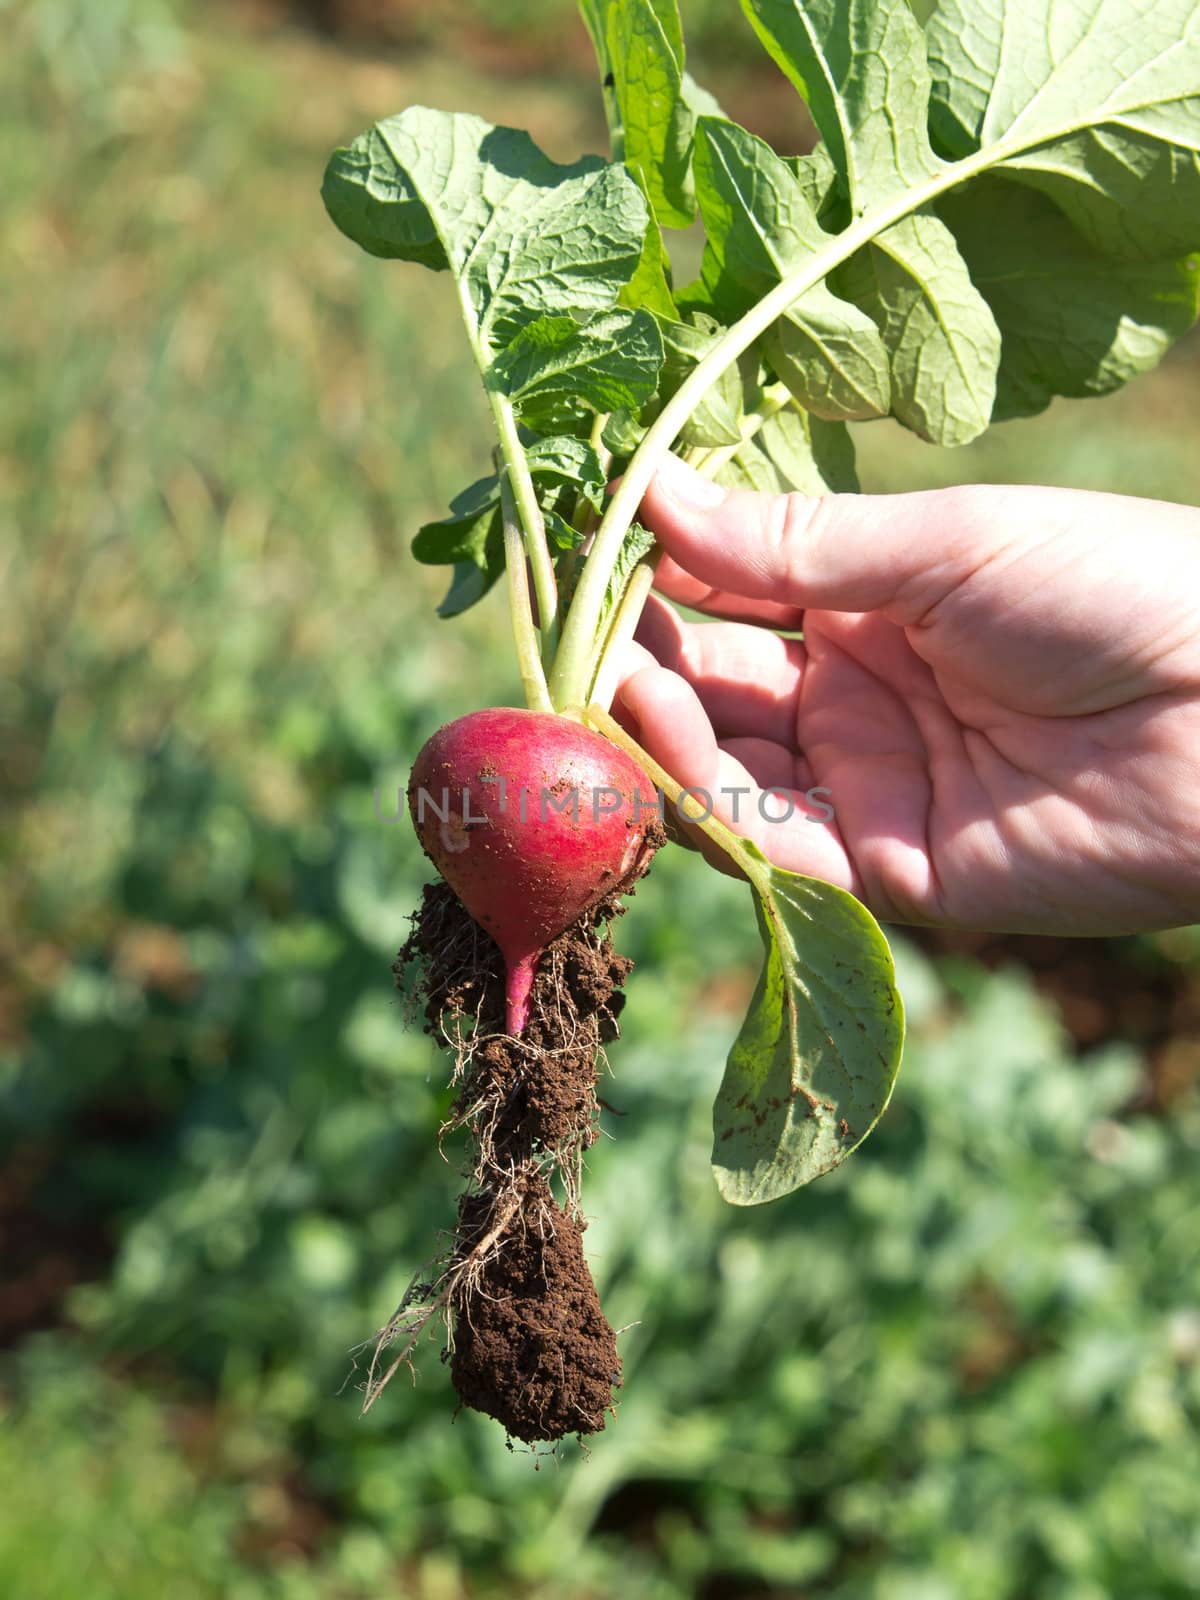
[390,831,663,1443]
[407,707,658,1035]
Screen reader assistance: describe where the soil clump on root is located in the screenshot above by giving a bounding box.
[374,831,661,1444]
[401,879,634,1171]
[449,1171,620,1441]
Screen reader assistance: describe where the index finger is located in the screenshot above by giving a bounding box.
[655,552,806,630]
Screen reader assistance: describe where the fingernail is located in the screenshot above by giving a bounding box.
[611,693,642,740]
[654,452,727,509]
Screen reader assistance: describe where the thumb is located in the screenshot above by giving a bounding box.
[641,452,1029,621]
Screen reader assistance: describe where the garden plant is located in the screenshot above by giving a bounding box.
[321,0,1200,1442]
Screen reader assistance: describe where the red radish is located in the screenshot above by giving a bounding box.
[408,708,656,1036]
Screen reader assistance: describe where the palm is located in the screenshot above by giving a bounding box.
[793,606,1189,931]
[623,589,1200,936]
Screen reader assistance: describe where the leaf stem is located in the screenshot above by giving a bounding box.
[689,381,793,478]
[548,144,1002,709]
[501,476,553,713]
[586,552,659,713]
[576,386,792,714]
[583,703,754,876]
[489,389,559,659]
[589,410,614,476]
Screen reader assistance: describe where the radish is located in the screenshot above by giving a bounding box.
[408,707,656,1036]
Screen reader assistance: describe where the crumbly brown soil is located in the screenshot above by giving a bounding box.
[373,825,663,1444]
[398,880,634,1170]
[448,1171,620,1442]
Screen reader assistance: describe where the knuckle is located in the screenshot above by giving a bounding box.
[762,492,835,597]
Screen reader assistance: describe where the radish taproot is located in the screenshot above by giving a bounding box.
[374,712,663,1442]
[408,707,657,1035]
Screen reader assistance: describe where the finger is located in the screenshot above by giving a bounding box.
[795,627,943,919]
[641,452,1027,621]
[606,473,785,622]
[655,553,806,631]
[614,663,742,877]
[634,595,805,745]
[616,663,721,795]
[611,636,658,685]
[616,665,858,892]
[608,638,658,739]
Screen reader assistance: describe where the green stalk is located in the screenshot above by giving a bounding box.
[489,388,560,660]
[588,409,614,478]
[583,703,746,863]
[500,476,553,714]
[586,552,659,713]
[578,386,794,713]
[688,381,792,478]
[547,141,1005,709]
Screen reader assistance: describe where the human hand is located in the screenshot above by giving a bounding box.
[616,454,1200,935]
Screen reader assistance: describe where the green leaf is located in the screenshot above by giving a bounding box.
[598,521,656,633]
[578,0,625,149]
[787,143,842,223]
[657,312,745,447]
[681,70,726,122]
[523,436,610,509]
[411,477,504,619]
[938,178,1200,421]
[601,407,647,457]
[740,0,941,208]
[411,476,499,564]
[322,107,650,361]
[437,560,501,619]
[543,506,585,551]
[716,405,858,496]
[927,0,1200,259]
[713,856,904,1204]
[324,105,658,647]
[490,309,664,429]
[830,213,1002,445]
[694,118,892,422]
[582,0,696,228]
[737,4,1001,442]
[411,439,604,615]
[414,442,607,557]
[620,212,679,320]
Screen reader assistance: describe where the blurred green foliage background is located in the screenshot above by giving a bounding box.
[3,2,1200,1596]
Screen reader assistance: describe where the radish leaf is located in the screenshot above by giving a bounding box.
[412,477,503,616]
[740,0,943,206]
[436,561,500,620]
[580,0,696,228]
[693,119,892,423]
[716,405,859,495]
[322,107,651,369]
[739,1,1002,442]
[412,440,610,614]
[654,312,746,447]
[927,0,1200,260]
[598,521,656,634]
[713,854,904,1205]
[937,179,1200,421]
[523,436,609,507]
[620,212,679,319]
[829,212,1001,444]
[490,309,663,429]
